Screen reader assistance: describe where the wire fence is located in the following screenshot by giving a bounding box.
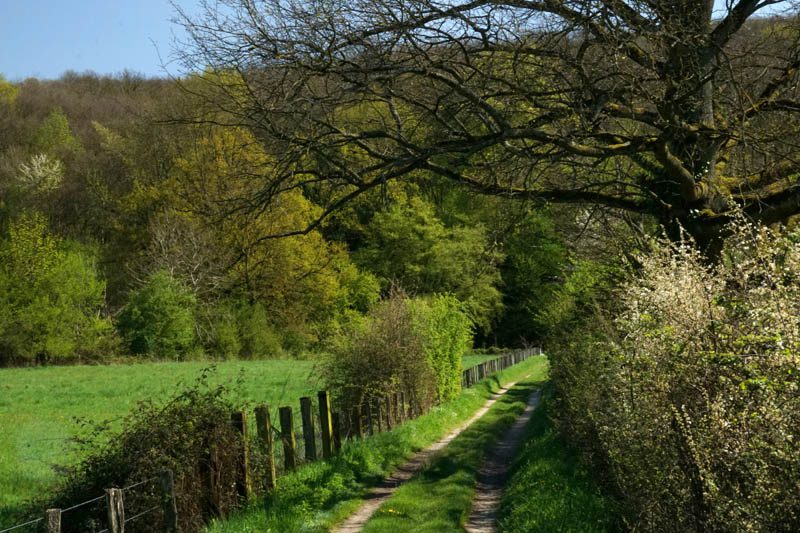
[1,348,540,533]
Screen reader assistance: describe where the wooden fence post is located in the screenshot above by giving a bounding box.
[332,412,342,453]
[393,393,401,423]
[255,405,277,492]
[279,406,297,471]
[300,397,317,461]
[45,509,61,533]
[105,488,124,533]
[230,411,252,500]
[318,391,334,459]
[160,470,178,533]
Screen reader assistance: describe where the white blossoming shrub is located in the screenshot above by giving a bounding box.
[17,153,64,193]
[551,216,800,531]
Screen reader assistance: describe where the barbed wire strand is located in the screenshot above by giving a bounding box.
[122,476,158,492]
[61,494,106,513]
[123,505,161,524]
[0,517,44,533]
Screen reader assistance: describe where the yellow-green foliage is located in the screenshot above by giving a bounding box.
[0,214,112,363]
[168,126,380,346]
[324,291,473,410]
[413,294,473,402]
[0,75,18,106]
[31,107,82,154]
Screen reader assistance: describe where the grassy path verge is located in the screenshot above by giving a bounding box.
[496,393,621,532]
[358,379,544,532]
[208,356,549,532]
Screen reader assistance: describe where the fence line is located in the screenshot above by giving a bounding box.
[1,348,540,532]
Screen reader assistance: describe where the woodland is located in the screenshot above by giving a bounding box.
[1,0,799,530]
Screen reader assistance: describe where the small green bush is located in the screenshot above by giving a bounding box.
[413,294,472,402]
[323,290,437,411]
[202,300,283,359]
[0,214,114,364]
[236,301,283,358]
[324,290,473,411]
[52,373,242,532]
[205,302,242,359]
[118,270,197,357]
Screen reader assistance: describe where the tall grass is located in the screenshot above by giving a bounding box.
[498,394,621,532]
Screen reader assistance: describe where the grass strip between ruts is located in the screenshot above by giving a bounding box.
[359,378,545,532]
[208,355,549,532]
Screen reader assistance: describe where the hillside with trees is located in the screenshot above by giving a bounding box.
[1,0,799,530]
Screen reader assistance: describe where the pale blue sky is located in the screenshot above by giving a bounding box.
[0,0,199,81]
[0,1,793,81]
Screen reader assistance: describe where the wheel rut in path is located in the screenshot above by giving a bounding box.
[464,389,541,533]
[332,378,533,533]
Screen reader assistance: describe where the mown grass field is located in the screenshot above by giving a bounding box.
[0,354,493,522]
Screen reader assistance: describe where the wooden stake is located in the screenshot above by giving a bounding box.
[384,396,392,430]
[374,398,383,432]
[300,397,317,461]
[160,470,178,533]
[364,402,374,436]
[230,411,252,500]
[318,391,333,459]
[255,405,277,492]
[45,509,61,533]
[105,488,124,533]
[392,393,401,424]
[332,412,342,453]
[351,405,363,439]
[279,406,297,471]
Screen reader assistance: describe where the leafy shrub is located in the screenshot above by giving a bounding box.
[413,294,472,402]
[550,216,800,530]
[118,270,197,357]
[236,301,283,358]
[323,290,438,412]
[204,302,242,359]
[324,290,473,411]
[52,372,243,532]
[0,214,114,365]
[203,300,283,359]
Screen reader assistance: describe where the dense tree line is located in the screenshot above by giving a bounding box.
[0,71,570,364]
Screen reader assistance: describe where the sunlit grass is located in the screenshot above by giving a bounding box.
[497,394,622,532]
[0,354,495,525]
[208,356,549,532]
[361,378,545,532]
[0,359,321,523]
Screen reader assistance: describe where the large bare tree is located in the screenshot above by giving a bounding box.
[174,0,800,253]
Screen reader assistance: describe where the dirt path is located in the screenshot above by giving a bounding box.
[464,389,541,533]
[332,379,531,533]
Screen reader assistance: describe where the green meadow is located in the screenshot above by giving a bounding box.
[0,355,492,523]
